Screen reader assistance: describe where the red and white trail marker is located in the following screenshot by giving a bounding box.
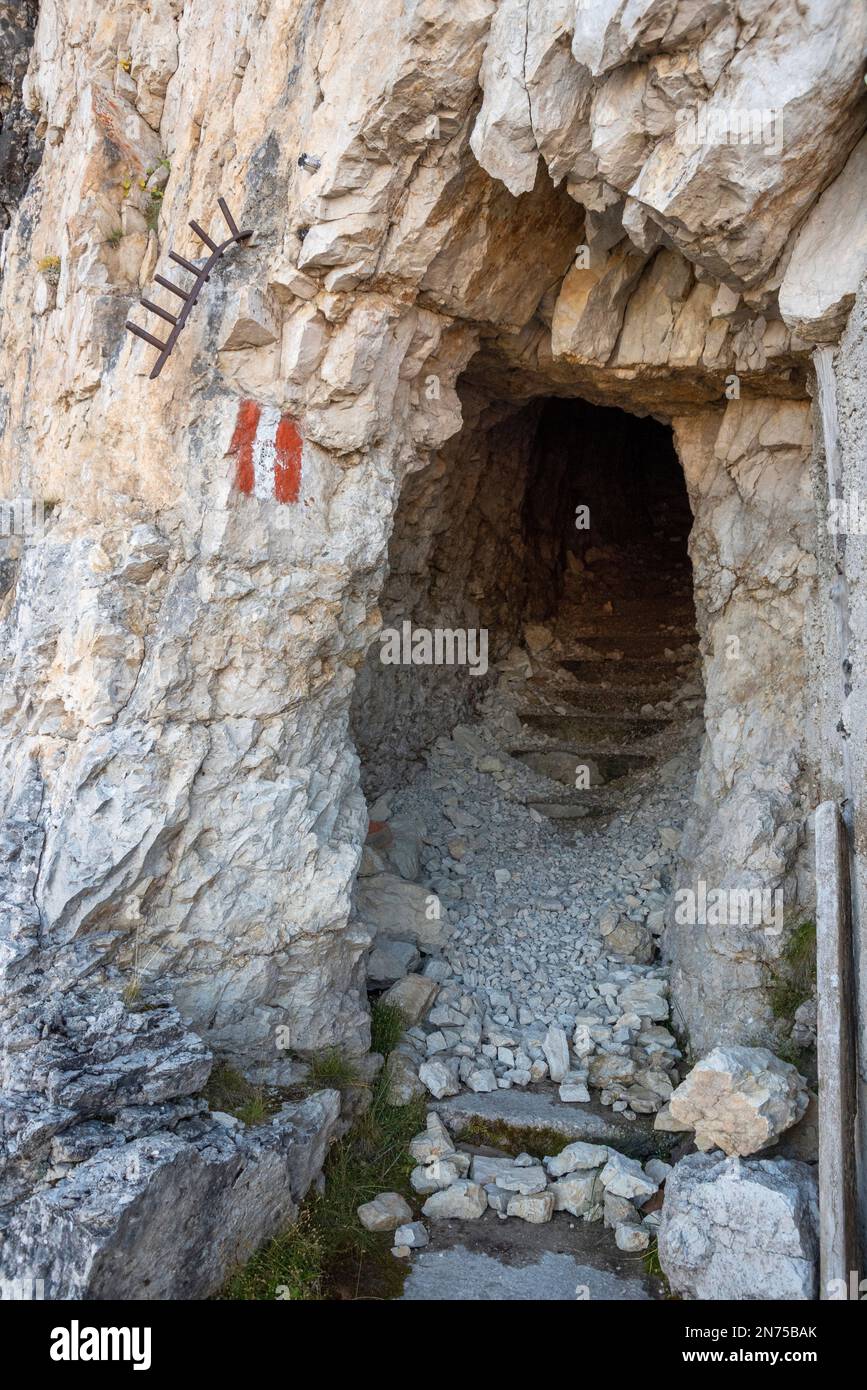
[227,399,302,504]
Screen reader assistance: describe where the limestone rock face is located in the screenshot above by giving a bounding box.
[658,1151,819,1300]
[0,0,848,1108]
[0,1089,341,1301]
[668,401,816,1050]
[472,0,867,290]
[779,134,867,344]
[667,1047,810,1156]
[5,989,212,1119]
[0,0,861,1298]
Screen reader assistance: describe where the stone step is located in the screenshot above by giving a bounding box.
[519,712,669,748]
[559,658,690,687]
[400,1218,664,1301]
[434,1088,677,1161]
[577,640,697,663]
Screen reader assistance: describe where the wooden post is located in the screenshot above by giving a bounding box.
[815,799,859,1296]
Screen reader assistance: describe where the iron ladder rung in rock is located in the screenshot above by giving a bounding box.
[125,197,253,380]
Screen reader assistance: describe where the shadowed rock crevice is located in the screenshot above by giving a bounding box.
[0,2,41,231]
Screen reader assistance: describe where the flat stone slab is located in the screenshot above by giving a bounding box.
[400,1213,662,1301]
[436,1088,673,1160]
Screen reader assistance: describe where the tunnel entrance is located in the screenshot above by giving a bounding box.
[351,389,699,801]
[350,384,704,1114]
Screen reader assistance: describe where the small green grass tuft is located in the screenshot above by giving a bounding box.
[106,225,124,248]
[306,1048,360,1093]
[205,1062,274,1126]
[455,1117,569,1160]
[223,1207,324,1301]
[370,1000,406,1056]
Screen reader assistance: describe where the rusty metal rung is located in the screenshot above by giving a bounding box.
[169,250,203,276]
[125,198,254,379]
[140,297,178,325]
[155,274,190,301]
[125,321,167,351]
[189,219,219,252]
[218,197,240,238]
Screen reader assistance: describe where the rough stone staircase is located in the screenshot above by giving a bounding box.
[399,536,701,1300]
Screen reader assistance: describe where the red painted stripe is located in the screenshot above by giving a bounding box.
[274,414,302,503]
[227,399,261,495]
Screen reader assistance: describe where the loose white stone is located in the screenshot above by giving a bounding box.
[545,1141,610,1177]
[559,1075,591,1103]
[543,1025,570,1083]
[506,1190,555,1223]
[422,1180,488,1220]
[645,1158,673,1185]
[418,1059,460,1100]
[615,1222,650,1252]
[667,1047,810,1157]
[357,1192,413,1232]
[495,1165,548,1195]
[394,1221,429,1249]
[550,1170,603,1218]
[600,1152,658,1201]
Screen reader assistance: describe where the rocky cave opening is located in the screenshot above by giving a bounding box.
[350,381,706,1058]
[352,387,700,804]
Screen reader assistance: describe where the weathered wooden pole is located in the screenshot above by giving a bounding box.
[815,799,859,1296]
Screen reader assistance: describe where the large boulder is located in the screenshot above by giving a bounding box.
[380,973,438,1025]
[355,873,447,950]
[667,1046,809,1156]
[658,1152,819,1301]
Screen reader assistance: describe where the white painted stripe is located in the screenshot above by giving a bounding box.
[251,405,281,500]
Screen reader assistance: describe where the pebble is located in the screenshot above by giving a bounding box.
[394,1221,429,1249]
[615,1222,650,1252]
